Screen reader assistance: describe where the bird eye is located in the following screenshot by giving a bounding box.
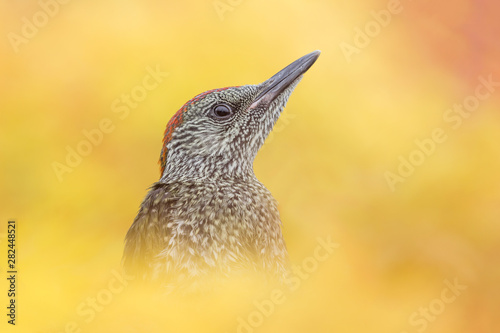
[211,104,233,120]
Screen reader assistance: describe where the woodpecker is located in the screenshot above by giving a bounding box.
[123,51,320,287]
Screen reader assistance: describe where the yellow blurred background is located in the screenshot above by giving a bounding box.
[1,0,499,332]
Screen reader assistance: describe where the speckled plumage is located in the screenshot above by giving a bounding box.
[123,51,320,288]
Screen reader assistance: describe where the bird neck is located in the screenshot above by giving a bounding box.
[160,155,256,183]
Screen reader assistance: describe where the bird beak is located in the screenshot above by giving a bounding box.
[250,50,321,109]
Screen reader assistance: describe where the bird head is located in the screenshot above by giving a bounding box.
[159,51,320,182]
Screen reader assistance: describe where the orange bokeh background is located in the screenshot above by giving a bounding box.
[1,1,499,332]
